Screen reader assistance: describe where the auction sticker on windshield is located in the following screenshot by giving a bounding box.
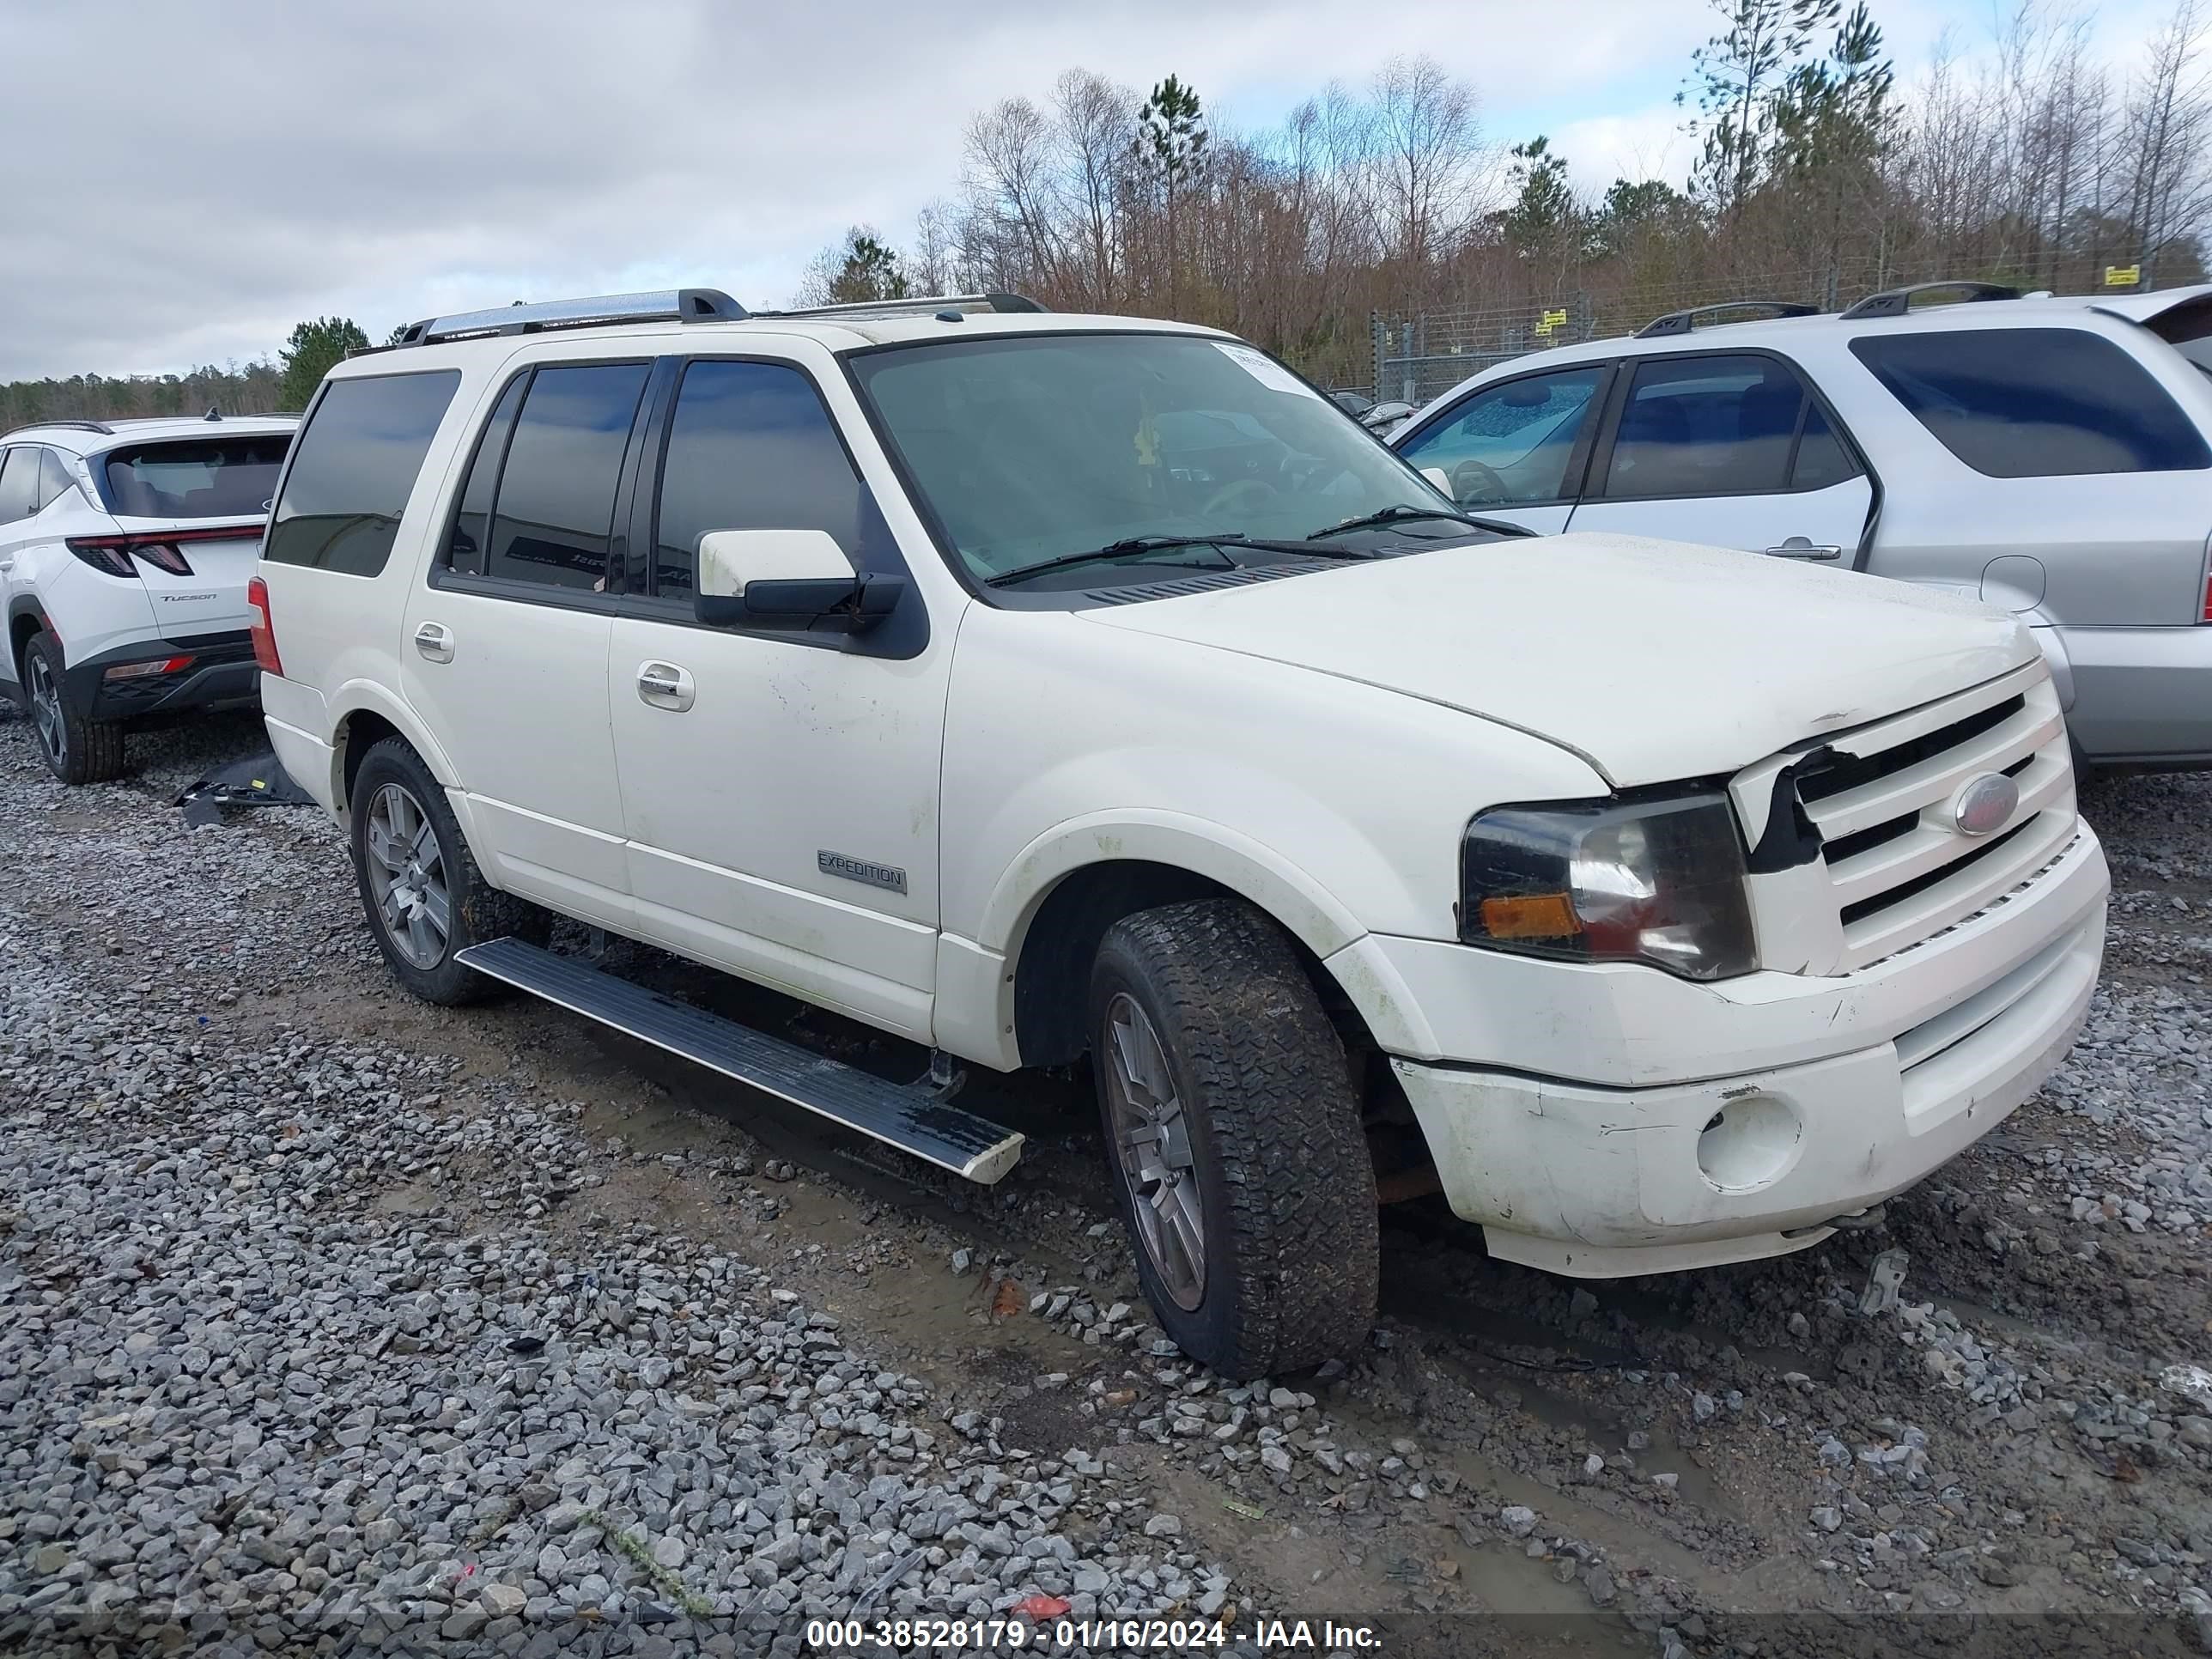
[1212,341,1320,399]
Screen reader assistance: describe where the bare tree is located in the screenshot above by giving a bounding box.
[962,97,1068,295]
[1054,70,1136,308]
[2125,0,2212,283]
[908,199,957,295]
[1369,56,1483,271]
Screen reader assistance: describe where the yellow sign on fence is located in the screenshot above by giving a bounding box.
[1534,307,1570,337]
[2105,265,2142,287]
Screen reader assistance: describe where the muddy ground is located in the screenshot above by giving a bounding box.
[3,707,2208,1656]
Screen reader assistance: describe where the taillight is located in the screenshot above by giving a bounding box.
[2203,568,2211,623]
[65,522,263,579]
[68,541,137,577]
[246,576,283,676]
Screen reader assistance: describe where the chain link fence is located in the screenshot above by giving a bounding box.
[1358,259,2190,405]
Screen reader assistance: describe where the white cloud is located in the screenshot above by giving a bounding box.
[0,0,1702,378]
[1546,105,1694,195]
[3,0,2203,379]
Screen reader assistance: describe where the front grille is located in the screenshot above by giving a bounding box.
[1798,696,2024,805]
[1749,661,2077,973]
[1838,819,2029,927]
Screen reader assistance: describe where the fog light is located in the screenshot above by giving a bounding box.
[1695,1092,1802,1192]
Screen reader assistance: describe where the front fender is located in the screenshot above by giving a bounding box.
[927,811,1395,1074]
[982,811,1368,963]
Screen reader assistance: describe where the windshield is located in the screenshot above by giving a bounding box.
[848,332,1458,585]
[103,435,291,520]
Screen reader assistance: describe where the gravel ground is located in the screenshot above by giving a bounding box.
[2,707,2209,1659]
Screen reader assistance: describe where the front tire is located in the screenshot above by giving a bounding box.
[349,738,538,1006]
[22,631,125,785]
[1090,898,1379,1380]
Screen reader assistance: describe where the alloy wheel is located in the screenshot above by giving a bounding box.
[26,651,64,768]
[365,783,451,969]
[1102,992,1206,1310]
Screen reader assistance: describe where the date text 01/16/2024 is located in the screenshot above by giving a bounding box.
[802,1618,1383,1650]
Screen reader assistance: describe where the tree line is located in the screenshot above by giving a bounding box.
[2,319,374,431]
[803,0,2212,387]
[11,0,2209,422]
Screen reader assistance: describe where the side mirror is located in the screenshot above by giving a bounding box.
[1361,401,1415,429]
[694,528,904,634]
[1419,466,1454,497]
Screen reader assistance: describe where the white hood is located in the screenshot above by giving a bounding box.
[1082,532,2037,788]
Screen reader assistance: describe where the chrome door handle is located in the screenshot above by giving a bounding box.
[413,621,454,663]
[635,660,695,712]
[1763,538,1844,561]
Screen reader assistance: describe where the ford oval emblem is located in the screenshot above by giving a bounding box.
[1950,772,2019,837]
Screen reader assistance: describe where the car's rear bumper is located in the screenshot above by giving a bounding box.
[64,632,260,722]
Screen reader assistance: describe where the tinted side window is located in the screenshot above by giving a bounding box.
[265,372,461,575]
[1395,366,1606,506]
[446,373,528,578]
[486,363,649,592]
[653,360,889,598]
[1850,327,2211,477]
[37,448,77,511]
[1790,403,1856,490]
[0,448,35,522]
[1602,354,1811,498]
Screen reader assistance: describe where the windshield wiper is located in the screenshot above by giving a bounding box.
[984,527,1402,589]
[1308,503,1532,540]
[982,535,1256,588]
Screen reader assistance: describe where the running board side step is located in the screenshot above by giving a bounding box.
[454,937,1024,1184]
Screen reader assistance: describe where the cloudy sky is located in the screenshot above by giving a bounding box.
[0,0,2185,380]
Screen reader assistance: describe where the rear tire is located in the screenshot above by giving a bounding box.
[22,631,125,785]
[1090,897,1379,1380]
[349,738,542,1006]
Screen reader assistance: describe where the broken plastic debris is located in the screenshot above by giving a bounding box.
[1859,1248,1910,1316]
[2160,1363,2212,1411]
[175,750,315,826]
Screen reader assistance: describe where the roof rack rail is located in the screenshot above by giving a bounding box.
[392,288,748,348]
[4,418,115,439]
[1635,300,1820,338]
[757,292,1048,321]
[1838,280,2020,320]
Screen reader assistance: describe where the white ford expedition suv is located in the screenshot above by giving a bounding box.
[255,289,2109,1379]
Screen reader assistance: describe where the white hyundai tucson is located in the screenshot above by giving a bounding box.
[253,290,2108,1377]
[1,413,295,783]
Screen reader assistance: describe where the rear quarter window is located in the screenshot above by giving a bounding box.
[1850,327,2210,477]
[264,371,461,575]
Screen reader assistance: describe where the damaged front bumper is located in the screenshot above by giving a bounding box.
[1381,828,2108,1278]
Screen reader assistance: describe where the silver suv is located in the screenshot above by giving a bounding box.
[1389,281,2212,770]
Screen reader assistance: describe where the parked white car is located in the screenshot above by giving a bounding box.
[1388,281,2212,771]
[256,289,2108,1376]
[2,413,295,781]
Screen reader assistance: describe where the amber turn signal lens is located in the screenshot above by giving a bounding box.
[1478,892,1581,940]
